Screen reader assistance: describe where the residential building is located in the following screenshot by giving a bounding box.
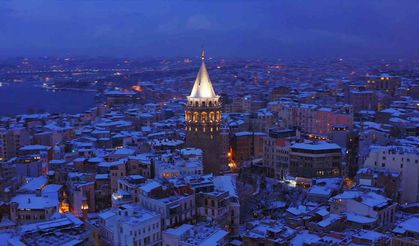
[289,141,342,179]
[363,145,419,203]
[97,204,161,246]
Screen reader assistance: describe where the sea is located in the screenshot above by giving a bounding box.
[0,81,97,116]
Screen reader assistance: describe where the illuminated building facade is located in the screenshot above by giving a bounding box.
[289,141,342,179]
[185,50,227,174]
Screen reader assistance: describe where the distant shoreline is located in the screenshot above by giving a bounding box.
[33,84,98,92]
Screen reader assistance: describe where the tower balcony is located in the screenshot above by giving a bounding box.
[186,96,221,108]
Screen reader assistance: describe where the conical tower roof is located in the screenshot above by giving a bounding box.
[189,49,217,98]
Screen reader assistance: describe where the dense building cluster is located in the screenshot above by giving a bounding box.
[0,53,418,245]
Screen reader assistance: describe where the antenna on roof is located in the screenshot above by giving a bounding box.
[201,47,205,61]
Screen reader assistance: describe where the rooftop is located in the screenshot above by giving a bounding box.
[11,194,58,210]
[291,141,341,151]
[189,50,217,99]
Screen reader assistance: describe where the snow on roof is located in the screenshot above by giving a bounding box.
[141,126,152,131]
[359,192,391,208]
[213,175,238,198]
[98,159,126,168]
[20,213,82,233]
[98,210,116,220]
[308,185,332,196]
[88,157,104,163]
[318,107,332,112]
[0,216,16,228]
[389,117,409,123]
[19,145,50,151]
[18,113,50,120]
[286,205,312,216]
[180,147,203,156]
[257,108,273,116]
[317,214,342,228]
[178,223,229,245]
[41,184,62,194]
[369,145,418,154]
[129,175,145,180]
[18,176,48,192]
[129,153,154,164]
[11,194,58,209]
[117,205,158,225]
[315,207,330,217]
[313,177,342,190]
[140,180,162,193]
[291,230,321,245]
[0,232,12,245]
[268,200,287,209]
[49,159,66,165]
[149,139,184,147]
[381,108,402,115]
[332,190,363,199]
[291,141,341,151]
[234,131,253,137]
[114,148,136,155]
[95,174,110,180]
[353,230,386,242]
[199,229,229,245]
[393,216,419,234]
[230,239,242,246]
[164,224,194,236]
[345,212,376,224]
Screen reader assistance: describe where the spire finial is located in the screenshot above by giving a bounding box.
[201,48,205,61]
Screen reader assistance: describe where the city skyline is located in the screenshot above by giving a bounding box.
[0,2,418,246]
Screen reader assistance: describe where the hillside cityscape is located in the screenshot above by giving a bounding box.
[0,51,418,245]
[0,1,419,246]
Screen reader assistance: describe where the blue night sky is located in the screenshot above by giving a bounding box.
[0,0,418,58]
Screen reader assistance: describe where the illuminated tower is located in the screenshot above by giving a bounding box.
[185,49,226,174]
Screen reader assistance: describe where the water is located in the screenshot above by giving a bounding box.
[0,82,97,116]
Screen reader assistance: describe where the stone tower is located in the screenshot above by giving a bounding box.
[185,49,227,175]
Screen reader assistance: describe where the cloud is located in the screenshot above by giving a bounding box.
[186,14,212,30]
[0,0,418,58]
[157,17,181,34]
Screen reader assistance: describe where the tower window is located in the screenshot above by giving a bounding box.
[193,112,199,122]
[201,112,207,122]
[186,111,192,122]
[209,112,215,122]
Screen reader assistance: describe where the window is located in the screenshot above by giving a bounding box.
[209,112,215,122]
[201,112,207,122]
[193,112,199,122]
